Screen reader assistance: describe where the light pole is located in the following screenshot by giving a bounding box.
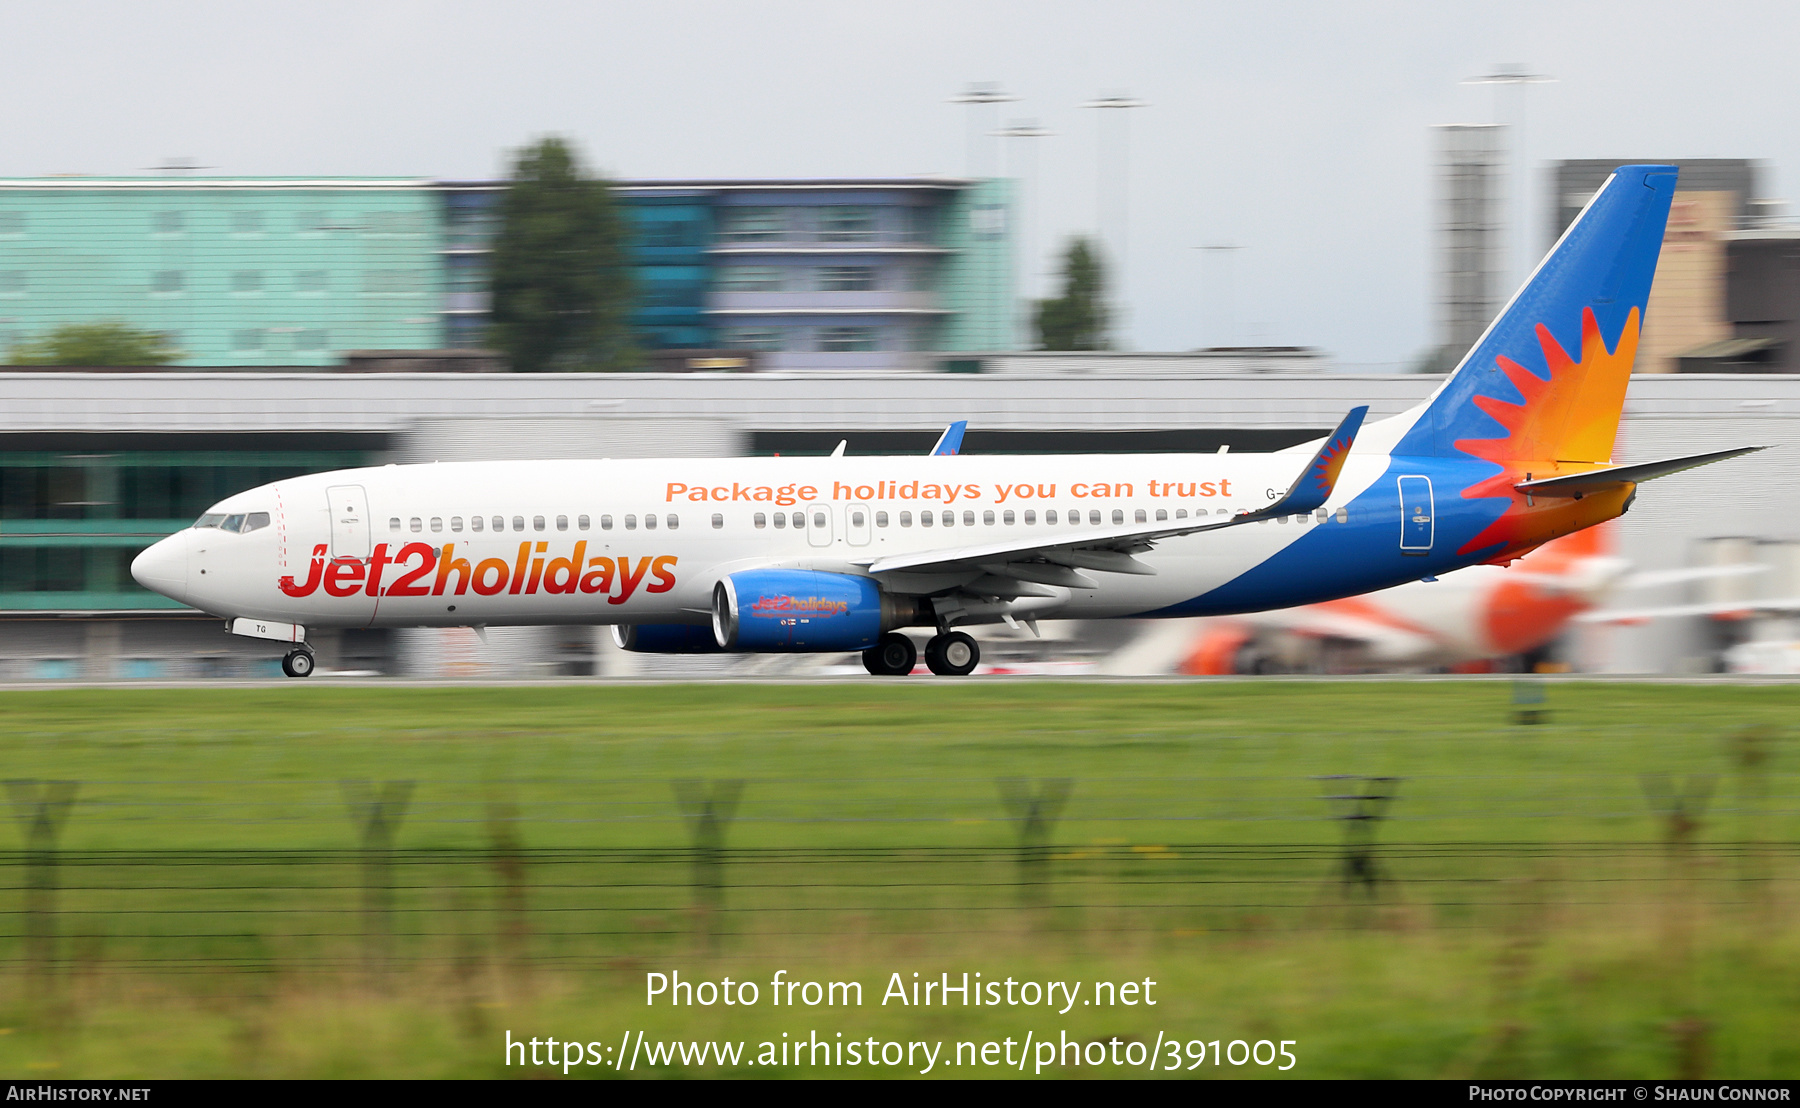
[993,120,1054,348]
[1082,93,1146,347]
[1194,244,1244,349]
[948,83,1018,179]
[1462,65,1556,294]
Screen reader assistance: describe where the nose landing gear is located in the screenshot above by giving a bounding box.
[923,631,980,677]
[281,649,316,678]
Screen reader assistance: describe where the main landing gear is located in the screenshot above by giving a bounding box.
[924,631,980,677]
[281,649,316,678]
[860,631,982,676]
[861,632,917,676]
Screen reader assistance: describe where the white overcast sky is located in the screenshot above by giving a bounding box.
[3,0,1796,366]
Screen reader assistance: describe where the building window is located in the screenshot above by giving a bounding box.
[296,271,328,294]
[151,271,184,295]
[716,266,785,292]
[0,271,24,297]
[818,326,878,353]
[231,329,263,352]
[818,206,876,242]
[294,329,328,351]
[231,211,264,235]
[152,211,184,235]
[720,207,785,243]
[230,271,264,295]
[817,266,876,292]
[365,270,423,295]
[0,212,23,235]
[718,327,785,352]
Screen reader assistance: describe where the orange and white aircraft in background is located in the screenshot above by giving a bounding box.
[1174,525,1766,674]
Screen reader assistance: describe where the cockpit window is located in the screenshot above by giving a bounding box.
[194,513,226,529]
[222,514,247,533]
[242,512,271,533]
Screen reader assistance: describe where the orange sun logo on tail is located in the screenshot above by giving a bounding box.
[1452,306,1640,556]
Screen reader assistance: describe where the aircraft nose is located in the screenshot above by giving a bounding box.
[131,531,190,602]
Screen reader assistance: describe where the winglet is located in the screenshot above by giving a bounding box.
[930,421,967,456]
[1513,445,1764,498]
[1254,406,1367,518]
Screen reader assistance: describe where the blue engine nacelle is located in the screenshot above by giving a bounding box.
[612,623,724,654]
[712,569,924,652]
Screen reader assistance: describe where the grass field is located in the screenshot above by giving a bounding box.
[0,679,1796,1078]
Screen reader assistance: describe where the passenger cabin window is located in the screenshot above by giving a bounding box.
[645,514,657,530]
[578,514,590,530]
[511,516,524,532]
[431,517,443,532]
[1175,509,1187,520]
[1113,510,1125,525]
[556,515,568,531]
[1090,510,1102,525]
[812,511,826,530]
[963,510,975,526]
[1155,509,1167,522]
[919,511,932,527]
[754,512,767,528]
[600,515,613,530]
[388,517,401,532]
[772,512,785,529]
[243,512,270,533]
[1134,509,1146,524]
[625,514,637,530]
[1024,510,1036,524]
[667,514,679,530]
[942,510,954,527]
[851,510,866,527]
[983,510,995,525]
[711,513,724,529]
[471,516,484,532]
[1002,510,1014,525]
[451,517,463,532]
[1336,508,1349,523]
[790,511,803,529]
[875,511,888,527]
[533,515,545,531]
[492,516,503,532]
[899,511,912,527]
[410,517,422,532]
[1045,510,1057,524]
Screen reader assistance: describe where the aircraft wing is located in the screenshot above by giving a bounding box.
[929,421,968,456]
[859,407,1368,583]
[1514,446,1764,497]
[1575,596,1800,624]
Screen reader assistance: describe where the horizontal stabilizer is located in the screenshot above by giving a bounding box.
[1514,446,1765,497]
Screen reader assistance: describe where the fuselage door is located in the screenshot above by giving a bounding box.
[1397,475,1434,555]
[807,504,833,548]
[327,485,371,560]
[845,503,871,547]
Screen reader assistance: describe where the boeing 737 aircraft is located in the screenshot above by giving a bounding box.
[130,165,1757,678]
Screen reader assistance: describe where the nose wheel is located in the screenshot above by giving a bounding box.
[924,631,979,677]
[861,632,917,676]
[281,649,316,678]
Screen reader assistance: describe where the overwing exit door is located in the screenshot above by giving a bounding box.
[327,485,371,560]
[1397,476,1434,555]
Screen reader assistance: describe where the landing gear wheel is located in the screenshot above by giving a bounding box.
[861,632,917,676]
[282,649,315,678]
[924,631,979,677]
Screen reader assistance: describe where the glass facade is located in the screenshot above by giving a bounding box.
[0,445,373,609]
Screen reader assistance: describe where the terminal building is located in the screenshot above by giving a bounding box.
[0,176,1012,372]
[0,368,1794,680]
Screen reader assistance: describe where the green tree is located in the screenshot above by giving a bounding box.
[488,136,634,372]
[1033,237,1110,351]
[7,321,180,366]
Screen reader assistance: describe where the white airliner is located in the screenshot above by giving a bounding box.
[129,164,1756,678]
